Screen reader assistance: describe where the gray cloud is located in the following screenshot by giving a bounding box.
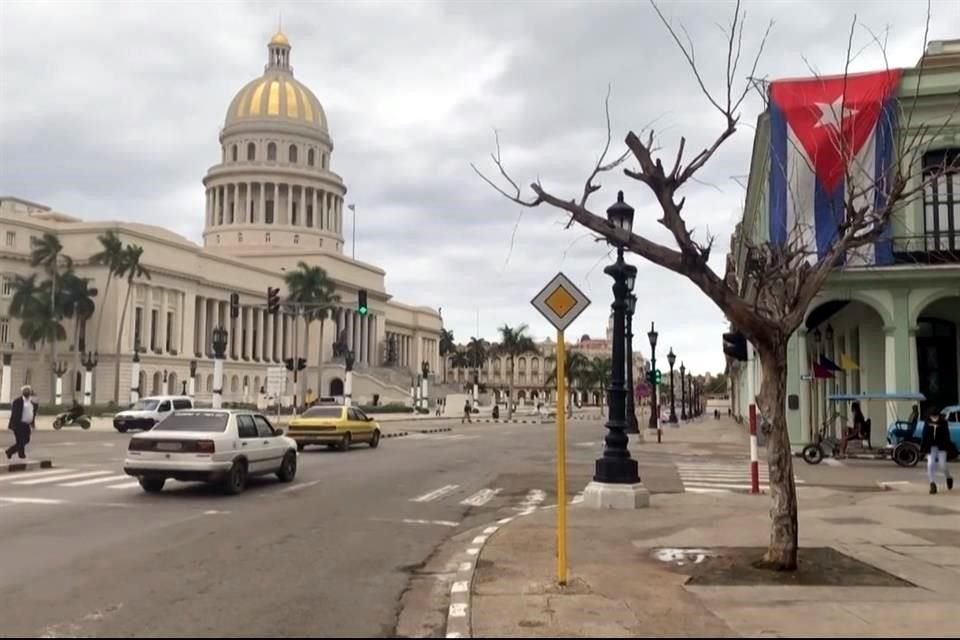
[2,0,956,374]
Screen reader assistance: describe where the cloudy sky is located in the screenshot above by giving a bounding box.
[1,0,956,374]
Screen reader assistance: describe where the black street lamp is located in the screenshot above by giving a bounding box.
[680,362,687,420]
[81,351,98,371]
[667,348,677,423]
[595,191,640,485]
[647,322,658,430]
[625,292,639,434]
[212,327,229,359]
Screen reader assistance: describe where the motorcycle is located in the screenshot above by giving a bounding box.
[53,411,91,430]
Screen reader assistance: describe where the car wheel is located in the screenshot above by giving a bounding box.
[139,477,165,493]
[277,451,297,482]
[223,459,248,495]
[369,429,381,449]
[116,425,128,433]
[893,442,920,467]
[801,444,823,465]
[53,417,64,430]
[79,417,91,430]
[296,442,305,452]
[338,432,352,452]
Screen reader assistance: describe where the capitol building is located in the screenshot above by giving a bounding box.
[0,31,443,406]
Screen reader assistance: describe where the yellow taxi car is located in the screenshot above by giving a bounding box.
[286,405,381,451]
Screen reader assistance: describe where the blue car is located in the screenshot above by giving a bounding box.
[887,404,960,463]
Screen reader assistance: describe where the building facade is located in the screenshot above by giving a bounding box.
[727,40,960,448]
[0,31,442,407]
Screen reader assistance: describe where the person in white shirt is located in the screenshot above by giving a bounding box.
[6,385,39,460]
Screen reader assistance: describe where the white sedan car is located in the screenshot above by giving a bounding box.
[124,409,298,494]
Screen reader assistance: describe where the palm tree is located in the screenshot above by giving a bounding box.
[588,356,612,407]
[497,324,539,419]
[9,274,41,319]
[61,272,98,400]
[90,229,125,352]
[112,244,151,403]
[546,350,590,416]
[30,232,70,397]
[439,328,456,383]
[283,261,339,395]
[449,349,470,387]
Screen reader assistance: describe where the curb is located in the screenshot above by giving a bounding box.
[0,459,54,474]
[382,431,409,439]
[414,427,454,434]
[443,505,543,639]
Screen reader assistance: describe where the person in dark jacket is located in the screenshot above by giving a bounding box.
[6,385,39,460]
[921,406,954,494]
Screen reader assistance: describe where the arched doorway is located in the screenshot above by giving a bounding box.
[329,378,344,396]
[517,390,527,405]
[593,391,602,405]
[152,371,162,395]
[167,372,178,395]
[915,295,960,412]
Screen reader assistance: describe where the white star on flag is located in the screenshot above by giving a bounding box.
[814,95,858,130]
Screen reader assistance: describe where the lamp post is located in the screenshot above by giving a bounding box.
[583,190,648,510]
[666,348,677,423]
[189,359,197,400]
[81,351,98,407]
[624,293,639,434]
[211,326,228,409]
[53,361,68,406]
[344,350,355,407]
[130,341,142,404]
[647,322,658,431]
[680,362,687,420]
[421,361,430,413]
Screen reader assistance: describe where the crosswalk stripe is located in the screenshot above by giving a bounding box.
[13,470,112,486]
[0,468,75,482]
[60,474,131,488]
[411,484,460,503]
[684,487,732,494]
[107,481,141,490]
[684,481,768,490]
[460,488,501,507]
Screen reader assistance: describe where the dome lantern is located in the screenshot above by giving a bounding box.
[267,30,292,73]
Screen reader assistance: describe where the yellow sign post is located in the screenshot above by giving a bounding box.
[531,273,590,587]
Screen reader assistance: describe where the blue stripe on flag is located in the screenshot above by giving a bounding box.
[873,97,897,266]
[768,103,788,246]
[814,180,844,263]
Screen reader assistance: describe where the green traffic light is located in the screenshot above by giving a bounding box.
[358,305,368,316]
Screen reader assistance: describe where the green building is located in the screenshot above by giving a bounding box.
[728,40,960,448]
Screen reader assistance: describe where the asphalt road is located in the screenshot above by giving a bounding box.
[0,416,941,637]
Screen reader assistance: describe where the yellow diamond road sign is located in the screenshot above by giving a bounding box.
[531,272,591,331]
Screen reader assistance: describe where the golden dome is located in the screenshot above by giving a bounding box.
[225,75,327,131]
[269,30,290,46]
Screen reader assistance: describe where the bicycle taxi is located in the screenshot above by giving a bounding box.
[801,391,927,467]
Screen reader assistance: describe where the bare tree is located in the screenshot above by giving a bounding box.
[474,0,958,570]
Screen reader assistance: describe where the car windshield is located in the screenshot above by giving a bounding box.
[302,407,342,418]
[129,399,160,411]
[151,412,228,432]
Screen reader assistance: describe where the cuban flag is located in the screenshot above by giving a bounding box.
[768,70,902,266]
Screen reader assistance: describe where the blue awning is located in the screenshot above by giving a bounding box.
[827,392,926,402]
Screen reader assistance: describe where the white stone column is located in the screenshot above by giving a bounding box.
[258,182,265,224]
[245,306,254,359]
[0,355,11,404]
[312,188,318,228]
[144,286,154,352]
[256,308,264,361]
[159,289,168,353]
[346,312,355,356]
[213,186,220,225]
[286,185,293,225]
[195,295,205,356]
[359,314,367,366]
[231,304,241,360]
[265,312,274,362]
[367,315,376,366]
[246,182,252,223]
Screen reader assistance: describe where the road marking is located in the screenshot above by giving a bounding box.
[451,580,469,594]
[13,470,113,486]
[466,548,479,556]
[107,481,141,490]
[401,519,460,527]
[684,481,767,490]
[411,484,460,503]
[823,457,844,466]
[460,488,501,507]
[204,509,230,515]
[278,479,321,493]
[571,492,585,505]
[0,496,66,505]
[684,487,733,494]
[448,603,468,618]
[496,516,513,525]
[458,562,472,572]
[472,535,488,545]
[0,468,75,482]
[483,526,499,535]
[60,474,130,487]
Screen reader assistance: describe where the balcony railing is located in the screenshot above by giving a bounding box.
[893,232,960,265]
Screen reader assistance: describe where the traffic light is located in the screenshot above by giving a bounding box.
[266,287,280,314]
[357,289,368,316]
[722,331,748,362]
[284,357,294,372]
[229,292,240,319]
[297,357,307,371]
[647,369,662,385]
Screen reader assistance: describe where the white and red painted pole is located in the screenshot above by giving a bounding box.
[749,403,760,494]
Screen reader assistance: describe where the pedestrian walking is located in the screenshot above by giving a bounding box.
[462,399,472,424]
[6,385,38,461]
[921,406,954,494]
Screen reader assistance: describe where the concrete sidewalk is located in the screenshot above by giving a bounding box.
[470,481,959,637]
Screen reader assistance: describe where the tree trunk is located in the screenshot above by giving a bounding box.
[316,317,324,395]
[112,280,134,404]
[94,274,113,352]
[756,341,799,571]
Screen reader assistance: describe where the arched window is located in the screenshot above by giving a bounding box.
[518,357,526,372]
[289,144,298,163]
[231,144,238,162]
[267,142,277,161]
[308,148,315,166]
[246,142,256,161]
[231,375,240,393]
